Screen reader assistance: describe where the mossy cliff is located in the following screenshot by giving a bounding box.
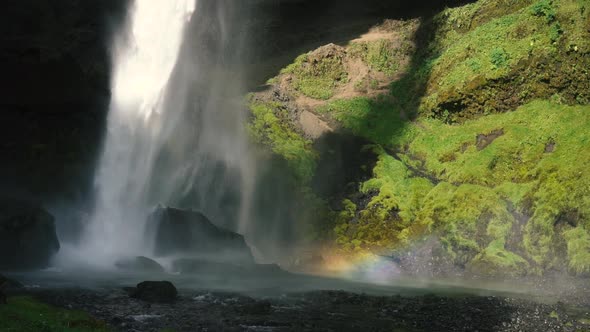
[248,0,590,277]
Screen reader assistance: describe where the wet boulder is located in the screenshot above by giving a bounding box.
[147,206,254,264]
[128,281,177,303]
[0,199,60,270]
[114,256,165,273]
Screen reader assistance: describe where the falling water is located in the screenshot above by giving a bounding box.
[68,0,257,267]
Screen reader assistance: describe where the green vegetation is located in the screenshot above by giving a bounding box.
[563,227,590,275]
[317,97,410,145]
[258,95,590,274]
[489,48,510,68]
[349,40,401,76]
[531,0,557,22]
[0,296,108,332]
[281,49,348,100]
[468,239,530,277]
[324,99,590,274]
[248,100,316,183]
[248,0,590,277]
[419,0,590,118]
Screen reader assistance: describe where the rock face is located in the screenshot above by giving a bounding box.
[128,281,177,303]
[114,256,165,273]
[0,199,60,270]
[1,1,129,199]
[147,206,254,264]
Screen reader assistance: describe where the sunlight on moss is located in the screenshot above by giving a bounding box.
[349,40,401,76]
[281,50,348,100]
[247,0,590,276]
[320,97,590,273]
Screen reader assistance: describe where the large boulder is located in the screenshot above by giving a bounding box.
[0,199,60,270]
[127,281,177,303]
[146,206,254,264]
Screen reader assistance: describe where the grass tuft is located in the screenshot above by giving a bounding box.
[0,296,108,332]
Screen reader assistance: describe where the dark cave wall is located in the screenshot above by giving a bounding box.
[0,0,129,200]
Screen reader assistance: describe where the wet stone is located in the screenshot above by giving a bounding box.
[128,281,177,303]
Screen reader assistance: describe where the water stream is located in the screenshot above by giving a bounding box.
[65,0,256,267]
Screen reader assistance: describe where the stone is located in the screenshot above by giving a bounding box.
[146,206,254,264]
[129,281,177,303]
[0,198,60,270]
[475,129,504,150]
[115,256,165,273]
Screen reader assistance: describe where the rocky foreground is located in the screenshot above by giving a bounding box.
[20,285,588,332]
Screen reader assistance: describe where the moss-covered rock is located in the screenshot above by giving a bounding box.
[563,227,590,276]
[421,0,590,120]
[467,240,530,277]
[247,0,590,278]
[281,44,348,100]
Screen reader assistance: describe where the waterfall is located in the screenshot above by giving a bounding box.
[68,0,256,267]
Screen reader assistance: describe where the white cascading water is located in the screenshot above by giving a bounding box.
[63,0,257,267]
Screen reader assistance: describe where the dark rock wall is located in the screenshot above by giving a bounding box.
[0,0,128,200]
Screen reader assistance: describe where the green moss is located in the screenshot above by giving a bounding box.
[426,3,558,108]
[405,101,590,269]
[417,0,590,116]
[248,0,590,277]
[530,0,556,23]
[248,101,316,182]
[489,47,510,68]
[563,227,590,276]
[362,149,433,225]
[408,101,590,188]
[494,182,535,209]
[321,97,590,272]
[0,296,108,332]
[468,239,529,277]
[349,40,402,76]
[282,51,347,100]
[417,183,517,265]
[318,97,411,146]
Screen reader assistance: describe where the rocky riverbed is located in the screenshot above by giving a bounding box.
[20,284,589,332]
